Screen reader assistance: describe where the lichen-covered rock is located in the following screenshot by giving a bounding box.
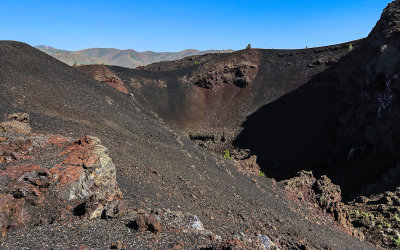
[0,114,126,233]
[0,113,31,134]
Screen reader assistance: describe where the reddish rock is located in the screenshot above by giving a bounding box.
[0,138,34,163]
[0,114,126,234]
[224,238,247,249]
[45,134,71,147]
[76,65,129,94]
[50,164,84,187]
[135,213,162,234]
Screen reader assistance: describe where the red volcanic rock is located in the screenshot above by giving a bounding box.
[0,114,126,234]
[76,65,129,94]
[0,138,34,164]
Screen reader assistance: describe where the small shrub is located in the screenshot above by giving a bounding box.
[246,43,251,50]
[194,60,200,65]
[392,235,400,246]
[73,61,78,67]
[394,213,400,222]
[349,43,354,51]
[258,171,266,178]
[362,212,373,219]
[223,150,231,159]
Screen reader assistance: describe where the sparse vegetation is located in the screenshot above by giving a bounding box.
[392,235,400,246]
[194,60,200,65]
[361,212,374,219]
[223,149,231,159]
[73,61,78,67]
[349,43,354,51]
[258,171,266,178]
[246,43,251,50]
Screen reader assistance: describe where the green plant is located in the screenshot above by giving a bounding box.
[246,43,251,50]
[394,213,400,222]
[258,171,266,178]
[73,61,78,67]
[392,235,400,246]
[361,212,374,219]
[349,43,354,51]
[223,150,231,159]
[194,60,201,65]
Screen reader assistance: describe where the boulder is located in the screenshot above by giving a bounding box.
[0,114,126,233]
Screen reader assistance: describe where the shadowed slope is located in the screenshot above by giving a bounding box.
[235,0,400,200]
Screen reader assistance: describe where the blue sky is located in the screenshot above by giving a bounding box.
[0,0,392,51]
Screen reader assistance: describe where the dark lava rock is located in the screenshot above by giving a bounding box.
[282,171,357,237]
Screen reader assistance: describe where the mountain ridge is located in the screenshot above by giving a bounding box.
[35,45,234,68]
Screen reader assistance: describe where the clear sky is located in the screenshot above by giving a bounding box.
[0,0,392,52]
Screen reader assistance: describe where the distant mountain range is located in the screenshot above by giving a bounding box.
[35,45,233,69]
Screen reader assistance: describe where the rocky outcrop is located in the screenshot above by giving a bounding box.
[0,113,126,233]
[328,0,400,196]
[0,113,31,134]
[282,171,356,236]
[181,49,260,89]
[136,53,225,71]
[133,212,162,234]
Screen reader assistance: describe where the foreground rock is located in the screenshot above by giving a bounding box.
[0,113,126,233]
[282,171,360,238]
